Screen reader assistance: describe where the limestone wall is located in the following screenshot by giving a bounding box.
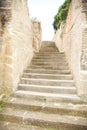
[0,0,13,95]
[0,0,42,96]
[53,0,87,100]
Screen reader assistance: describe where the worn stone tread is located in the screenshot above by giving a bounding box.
[24,68,71,74]
[1,108,87,129]
[0,121,57,130]
[4,97,87,117]
[12,90,82,103]
[20,78,75,87]
[18,84,76,94]
[22,73,73,80]
[21,78,74,82]
[14,90,79,99]
[29,65,69,70]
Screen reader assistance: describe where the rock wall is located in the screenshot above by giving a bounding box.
[0,0,13,95]
[32,20,42,52]
[53,0,87,100]
[0,0,42,96]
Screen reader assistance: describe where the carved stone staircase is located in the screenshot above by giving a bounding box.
[0,41,87,130]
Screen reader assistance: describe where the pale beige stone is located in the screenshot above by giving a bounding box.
[5,64,13,74]
[0,0,42,96]
[53,0,87,100]
[32,20,42,52]
[5,56,13,64]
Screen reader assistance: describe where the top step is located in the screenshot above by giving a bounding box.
[42,41,56,47]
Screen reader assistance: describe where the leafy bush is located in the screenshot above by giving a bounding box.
[53,0,71,30]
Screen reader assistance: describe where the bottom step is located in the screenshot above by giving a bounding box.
[1,108,87,130]
[0,121,57,130]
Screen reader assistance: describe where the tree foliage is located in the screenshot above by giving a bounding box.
[53,0,71,30]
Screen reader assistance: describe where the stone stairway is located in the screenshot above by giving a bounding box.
[0,41,87,130]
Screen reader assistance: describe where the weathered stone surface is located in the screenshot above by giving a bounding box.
[0,41,87,130]
[53,0,87,99]
[32,20,42,52]
[0,0,42,96]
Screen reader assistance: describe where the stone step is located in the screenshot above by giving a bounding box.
[29,66,69,71]
[32,58,67,62]
[33,56,66,60]
[40,49,58,52]
[31,61,67,66]
[34,54,65,57]
[34,55,66,59]
[33,58,67,63]
[42,41,55,46]
[22,73,73,80]
[29,65,69,70]
[0,121,54,130]
[40,47,58,50]
[31,61,68,67]
[31,61,68,65]
[40,46,58,50]
[41,42,56,45]
[41,43,56,46]
[34,53,66,57]
[20,78,75,87]
[35,50,64,53]
[4,97,87,117]
[34,52,65,55]
[13,90,81,104]
[1,107,87,130]
[40,45,57,48]
[39,47,58,50]
[18,84,76,94]
[35,52,65,55]
[24,68,71,74]
[39,50,58,53]
[34,52,64,55]
[41,43,55,46]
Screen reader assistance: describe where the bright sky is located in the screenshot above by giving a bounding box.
[28,0,65,40]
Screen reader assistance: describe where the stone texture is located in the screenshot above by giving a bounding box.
[0,41,87,130]
[53,0,87,100]
[32,20,42,52]
[0,0,42,96]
